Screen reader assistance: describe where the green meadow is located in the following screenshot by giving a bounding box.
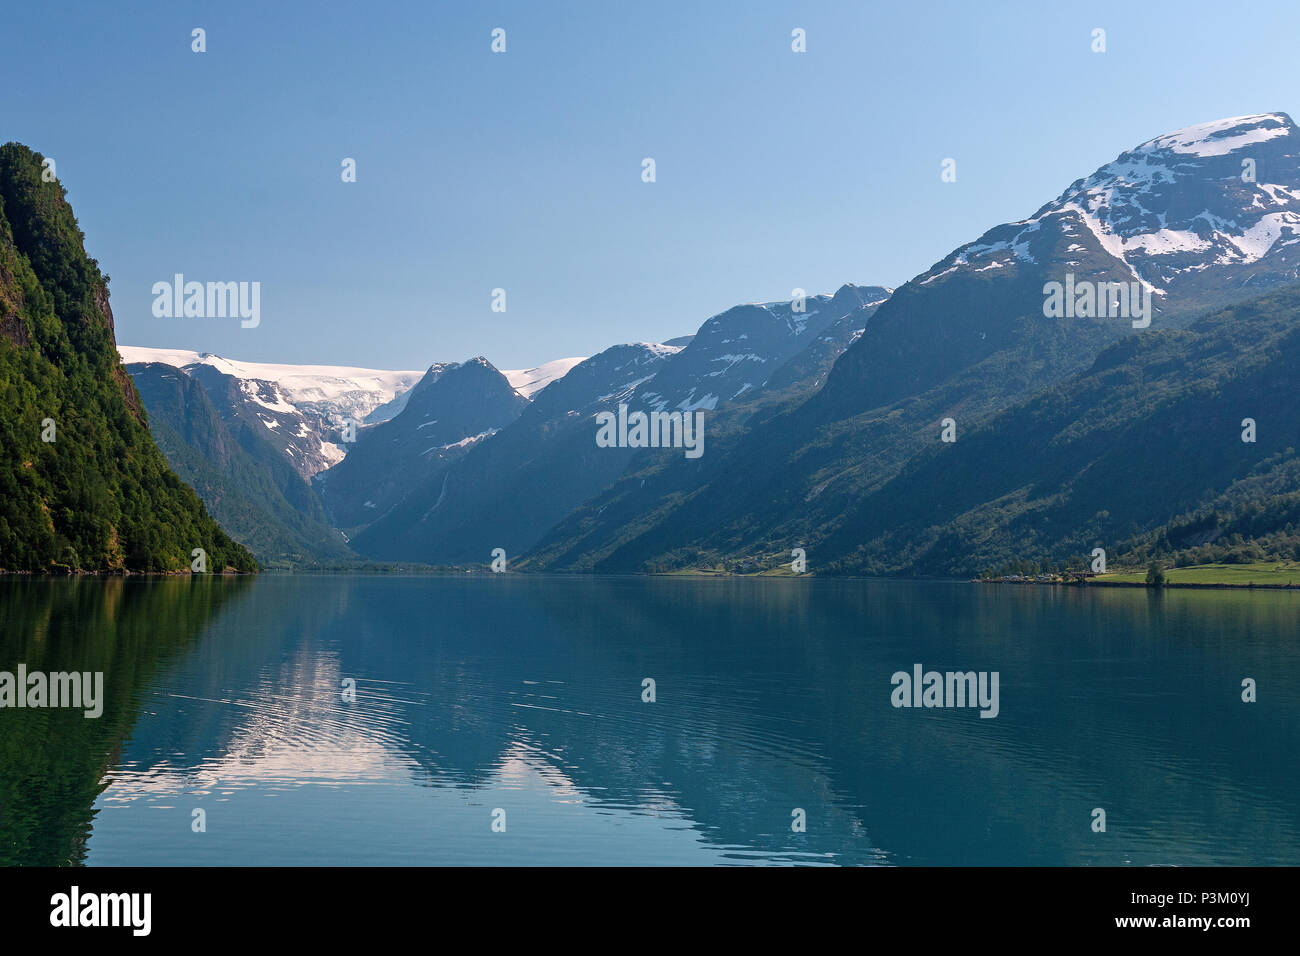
[1097,562,1300,587]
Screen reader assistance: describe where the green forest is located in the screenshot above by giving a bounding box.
[0,143,255,572]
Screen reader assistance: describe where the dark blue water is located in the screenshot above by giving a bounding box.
[1,575,1296,865]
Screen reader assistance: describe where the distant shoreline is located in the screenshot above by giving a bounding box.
[975,578,1300,591]
[0,569,253,577]
[4,567,1299,591]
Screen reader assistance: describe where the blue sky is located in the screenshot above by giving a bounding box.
[5,0,1300,370]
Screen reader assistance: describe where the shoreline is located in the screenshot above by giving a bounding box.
[975,579,1300,591]
[4,568,1298,591]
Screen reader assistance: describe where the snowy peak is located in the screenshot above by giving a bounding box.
[918,112,1300,302]
[119,346,590,477]
[525,342,682,420]
[1135,112,1293,158]
[1043,112,1300,284]
[118,347,425,427]
[635,286,892,412]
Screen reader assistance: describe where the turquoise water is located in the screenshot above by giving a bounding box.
[1,575,1296,865]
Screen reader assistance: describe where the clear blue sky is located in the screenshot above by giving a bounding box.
[5,0,1299,370]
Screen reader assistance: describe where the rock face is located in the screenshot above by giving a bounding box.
[0,143,254,572]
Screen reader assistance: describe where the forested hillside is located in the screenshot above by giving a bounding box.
[0,143,254,572]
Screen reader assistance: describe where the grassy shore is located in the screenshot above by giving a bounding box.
[1094,562,1300,587]
[661,561,1300,588]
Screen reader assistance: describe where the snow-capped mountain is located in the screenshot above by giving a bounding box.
[347,285,893,565]
[531,111,1300,575]
[118,347,426,477]
[121,113,1300,575]
[920,112,1300,307]
[521,285,895,570]
[1049,113,1300,297]
[127,362,355,564]
[816,112,1300,421]
[118,347,424,425]
[633,284,891,413]
[117,346,587,479]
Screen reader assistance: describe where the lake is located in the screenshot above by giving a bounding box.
[1,575,1296,866]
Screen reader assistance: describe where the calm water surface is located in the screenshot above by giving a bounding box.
[1,575,1296,866]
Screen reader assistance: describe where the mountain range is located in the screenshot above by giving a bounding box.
[527,111,1300,576]
[37,111,1300,576]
